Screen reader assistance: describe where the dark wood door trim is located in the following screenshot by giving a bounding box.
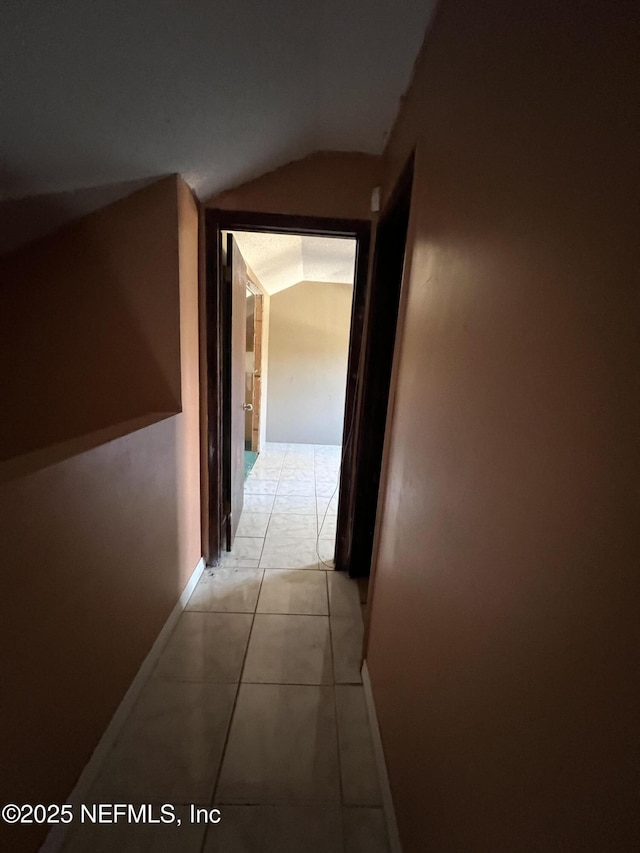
[337,154,415,578]
[204,214,224,564]
[334,236,370,571]
[227,235,249,545]
[204,208,371,567]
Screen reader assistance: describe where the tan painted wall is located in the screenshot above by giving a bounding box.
[208,151,380,221]
[176,179,203,575]
[0,180,183,479]
[365,2,640,851]
[0,177,201,853]
[267,280,352,445]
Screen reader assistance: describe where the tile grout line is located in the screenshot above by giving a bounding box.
[213,448,285,748]
[325,564,348,853]
[205,445,351,851]
[204,595,263,838]
[206,514,271,835]
[315,444,339,570]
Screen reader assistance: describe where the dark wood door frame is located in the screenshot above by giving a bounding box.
[335,154,415,577]
[204,209,371,567]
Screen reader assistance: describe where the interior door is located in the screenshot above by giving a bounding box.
[337,156,414,576]
[224,234,248,547]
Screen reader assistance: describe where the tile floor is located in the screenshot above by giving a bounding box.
[61,444,388,853]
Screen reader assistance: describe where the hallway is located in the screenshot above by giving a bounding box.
[61,444,387,853]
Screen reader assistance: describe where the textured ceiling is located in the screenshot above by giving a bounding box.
[0,0,436,206]
[233,232,356,294]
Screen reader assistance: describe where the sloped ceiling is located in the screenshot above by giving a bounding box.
[233,232,356,294]
[0,0,437,252]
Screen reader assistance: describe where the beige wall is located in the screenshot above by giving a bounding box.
[0,177,201,853]
[365,1,639,851]
[0,180,183,479]
[209,151,379,221]
[267,280,352,445]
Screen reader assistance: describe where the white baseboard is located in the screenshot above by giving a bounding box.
[40,557,205,853]
[361,659,403,853]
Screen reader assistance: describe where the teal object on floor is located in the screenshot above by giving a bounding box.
[244,450,258,480]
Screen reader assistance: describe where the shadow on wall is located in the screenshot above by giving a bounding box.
[0,175,201,853]
[0,174,167,257]
[207,151,380,221]
[0,176,183,483]
[0,414,185,853]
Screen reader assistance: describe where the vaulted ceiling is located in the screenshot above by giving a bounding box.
[233,232,356,295]
[0,0,437,252]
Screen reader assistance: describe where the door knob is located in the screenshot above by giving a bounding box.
[243,403,253,412]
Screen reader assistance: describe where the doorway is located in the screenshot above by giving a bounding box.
[234,230,358,574]
[205,167,414,577]
[337,155,414,577]
[205,212,371,565]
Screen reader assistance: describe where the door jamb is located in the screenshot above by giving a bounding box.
[335,154,415,577]
[204,209,371,567]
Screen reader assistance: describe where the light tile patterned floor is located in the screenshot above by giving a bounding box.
[62,444,387,853]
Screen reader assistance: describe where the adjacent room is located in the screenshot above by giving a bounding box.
[225,230,357,568]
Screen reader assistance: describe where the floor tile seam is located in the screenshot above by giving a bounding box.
[213,796,342,806]
[260,566,330,571]
[165,607,260,616]
[325,568,348,851]
[255,540,329,617]
[209,564,267,811]
[188,607,330,616]
[315,453,339,570]
[150,676,245,686]
[256,610,329,617]
[239,679,336,687]
[255,523,268,565]
[252,611,329,619]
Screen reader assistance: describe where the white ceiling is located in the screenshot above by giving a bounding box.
[233,232,356,294]
[0,0,437,252]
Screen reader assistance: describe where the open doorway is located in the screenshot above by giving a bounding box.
[205,167,414,578]
[235,230,356,446]
[337,155,414,578]
[205,212,371,568]
[221,227,359,568]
